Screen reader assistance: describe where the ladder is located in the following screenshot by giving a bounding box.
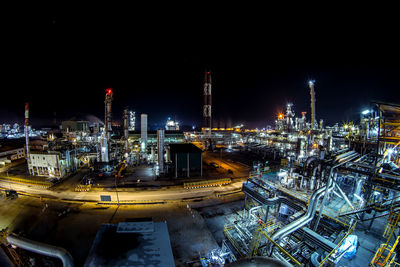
[383,209,400,241]
[372,236,400,266]
[249,226,262,257]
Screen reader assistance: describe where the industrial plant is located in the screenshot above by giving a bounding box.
[0,70,399,267]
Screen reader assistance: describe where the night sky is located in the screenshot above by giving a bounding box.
[2,5,399,129]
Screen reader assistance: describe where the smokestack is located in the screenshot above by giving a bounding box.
[309,80,316,129]
[203,71,212,135]
[25,103,31,175]
[157,129,164,174]
[123,108,129,154]
[105,88,113,141]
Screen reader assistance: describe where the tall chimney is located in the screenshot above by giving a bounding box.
[25,103,31,175]
[123,108,129,155]
[309,80,316,129]
[203,71,212,136]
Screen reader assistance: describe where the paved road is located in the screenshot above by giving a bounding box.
[0,178,245,203]
[203,151,251,178]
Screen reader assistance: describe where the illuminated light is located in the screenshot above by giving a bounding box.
[106,88,113,95]
[362,109,370,115]
[308,80,315,86]
[388,149,394,154]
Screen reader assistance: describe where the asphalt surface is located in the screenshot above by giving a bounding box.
[0,178,245,203]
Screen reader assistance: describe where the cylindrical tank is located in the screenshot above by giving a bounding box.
[157,129,165,174]
[141,114,148,152]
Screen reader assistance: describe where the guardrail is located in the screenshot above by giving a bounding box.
[97,200,166,205]
[0,176,52,188]
[184,178,231,189]
[74,184,92,192]
[318,222,357,266]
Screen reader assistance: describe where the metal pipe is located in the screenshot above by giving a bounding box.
[271,181,332,264]
[247,205,263,220]
[335,183,355,211]
[335,151,356,161]
[271,180,332,242]
[314,153,359,230]
[7,233,74,267]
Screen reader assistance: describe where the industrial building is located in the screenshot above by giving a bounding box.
[128,130,185,145]
[0,146,25,166]
[84,221,175,267]
[29,151,71,178]
[169,143,203,178]
[165,117,180,131]
[61,120,90,136]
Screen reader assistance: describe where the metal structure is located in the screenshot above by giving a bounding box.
[309,80,316,130]
[141,114,148,153]
[203,71,212,136]
[104,88,113,142]
[157,129,165,174]
[123,107,129,155]
[0,229,74,267]
[101,88,113,163]
[129,110,135,131]
[200,101,400,266]
[24,102,31,175]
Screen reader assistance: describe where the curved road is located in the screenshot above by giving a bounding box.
[0,179,245,203]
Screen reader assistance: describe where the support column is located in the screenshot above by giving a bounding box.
[314,172,335,231]
[243,195,247,219]
[264,205,269,223]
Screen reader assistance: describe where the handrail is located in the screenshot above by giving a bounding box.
[318,222,357,266]
[260,230,301,266]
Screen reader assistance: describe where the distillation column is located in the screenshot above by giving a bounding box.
[309,80,316,130]
[203,71,212,136]
[157,129,165,174]
[123,108,129,156]
[102,88,113,162]
[24,103,31,175]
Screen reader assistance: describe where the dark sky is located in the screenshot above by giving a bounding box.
[2,5,399,129]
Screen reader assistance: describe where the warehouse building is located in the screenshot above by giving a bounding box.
[169,143,203,178]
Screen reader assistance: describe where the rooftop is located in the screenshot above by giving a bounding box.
[169,143,203,154]
[84,221,175,267]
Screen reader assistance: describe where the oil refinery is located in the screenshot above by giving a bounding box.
[0,71,399,267]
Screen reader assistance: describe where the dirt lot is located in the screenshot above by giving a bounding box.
[0,193,243,266]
